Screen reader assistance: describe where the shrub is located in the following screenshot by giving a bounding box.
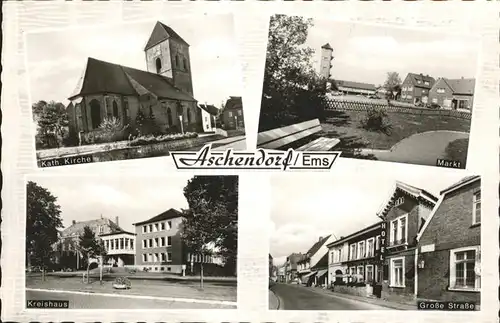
[360,107,392,134]
[114,277,132,288]
[129,132,198,146]
[445,138,468,166]
[99,116,122,132]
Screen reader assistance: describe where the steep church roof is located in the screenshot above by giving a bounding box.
[69,57,196,102]
[144,21,190,51]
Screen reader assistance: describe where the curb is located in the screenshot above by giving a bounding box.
[268,288,281,310]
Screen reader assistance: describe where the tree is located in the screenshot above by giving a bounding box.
[259,14,328,131]
[26,181,63,281]
[78,226,107,284]
[181,176,238,288]
[32,100,69,148]
[383,72,402,100]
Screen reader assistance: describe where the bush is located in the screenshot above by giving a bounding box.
[445,138,468,166]
[99,116,122,132]
[114,277,132,288]
[129,132,198,146]
[360,107,392,134]
[81,124,132,145]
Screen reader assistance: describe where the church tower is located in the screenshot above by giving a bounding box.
[319,43,334,80]
[144,21,194,95]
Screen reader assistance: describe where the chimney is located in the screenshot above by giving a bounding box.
[72,220,76,225]
[115,216,119,226]
[461,76,464,79]
[319,236,323,242]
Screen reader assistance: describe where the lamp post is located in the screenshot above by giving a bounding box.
[179,115,184,134]
[182,264,186,277]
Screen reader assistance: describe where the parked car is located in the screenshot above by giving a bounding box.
[428,103,441,109]
[368,95,379,99]
[292,278,300,284]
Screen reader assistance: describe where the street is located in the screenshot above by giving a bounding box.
[26,289,236,309]
[270,283,390,310]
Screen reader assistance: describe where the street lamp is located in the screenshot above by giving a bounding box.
[179,115,184,134]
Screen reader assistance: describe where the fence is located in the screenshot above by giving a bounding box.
[324,99,472,120]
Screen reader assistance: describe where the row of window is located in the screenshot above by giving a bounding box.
[142,252,172,263]
[142,237,172,249]
[104,237,135,251]
[142,221,172,234]
[347,264,380,284]
[227,110,243,118]
[348,236,380,261]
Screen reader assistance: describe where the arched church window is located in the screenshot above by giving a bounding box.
[112,101,119,119]
[89,99,102,129]
[175,55,180,68]
[187,107,191,124]
[167,108,173,126]
[183,58,188,72]
[156,57,162,73]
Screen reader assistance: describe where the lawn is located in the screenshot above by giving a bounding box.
[322,110,472,150]
[26,275,236,302]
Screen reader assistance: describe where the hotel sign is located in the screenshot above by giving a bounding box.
[376,222,387,262]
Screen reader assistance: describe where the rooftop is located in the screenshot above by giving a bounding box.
[335,80,376,92]
[406,73,436,89]
[133,208,184,226]
[440,175,480,195]
[443,78,476,95]
[144,21,189,51]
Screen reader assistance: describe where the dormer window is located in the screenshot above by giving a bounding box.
[394,197,404,207]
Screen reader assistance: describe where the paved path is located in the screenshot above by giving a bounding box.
[270,283,390,310]
[360,130,469,166]
[26,289,236,309]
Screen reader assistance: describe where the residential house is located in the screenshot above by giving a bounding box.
[277,264,286,283]
[400,73,436,105]
[198,103,219,132]
[297,235,335,287]
[67,21,202,142]
[284,253,302,283]
[416,176,481,305]
[335,80,376,96]
[220,96,244,131]
[428,77,476,111]
[327,222,384,297]
[376,181,438,304]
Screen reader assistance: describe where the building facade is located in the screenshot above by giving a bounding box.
[67,21,202,142]
[296,235,334,286]
[327,222,383,297]
[220,96,244,131]
[198,104,219,132]
[100,231,136,267]
[428,77,475,111]
[284,253,302,283]
[134,208,186,273]
[400,73,436,105]
[377,181,438,304]
[319,43,334,80]
[416,176,481,304]
[335,80,376,96]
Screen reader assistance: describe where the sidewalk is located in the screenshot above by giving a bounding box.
[307,286,417,310]
[269,289,280,310]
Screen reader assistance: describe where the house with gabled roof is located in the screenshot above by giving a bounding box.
[428,77,476,111]
[375,181,438,304]
[400,73,436,105]
[416,176,481,306]
[220,96,244,131]
[198,103,219,132]
[67,21,204,140]
[296,235,336,286]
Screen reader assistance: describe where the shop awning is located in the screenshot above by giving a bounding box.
[303,271,317,279]
[317,269,328,278]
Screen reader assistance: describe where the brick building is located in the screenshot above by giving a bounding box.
[220,96,244,131]
[428,77,476,111]
[416,176,481,305]
[284,253,302,283]
[327,222,384,297]
[400,73,436,105]
[376,181,438,304]
[67,21,203,142]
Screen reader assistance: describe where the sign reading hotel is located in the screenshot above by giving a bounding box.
[376,221,387,262]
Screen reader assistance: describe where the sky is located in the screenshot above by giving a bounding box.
[25,14,242,107]
[304,19,480,86]
[269,170,471,266]
[27,174,194,233]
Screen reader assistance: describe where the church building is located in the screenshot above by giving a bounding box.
[67,21,203,140]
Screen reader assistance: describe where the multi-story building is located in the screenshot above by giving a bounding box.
[198,103,219,132]
[416,176,481,305]
[297,235,335,286]
[284,253,302,283]
[327,221,383,297]
[400,73,436,105]
[52,216,126,270]
[220,96,244,131]
[376,181,438,304]
[133,208,185,273]
[319,43,334,80]
[100,230,136,267]
[428,77,476,111]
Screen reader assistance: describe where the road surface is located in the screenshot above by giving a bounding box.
[26,289,236,309]
[270,283,390,310]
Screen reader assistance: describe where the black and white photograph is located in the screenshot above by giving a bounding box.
[27,14,246,168]
[269,172,481,310]
[258,14,479,168]
[25,174,238,309]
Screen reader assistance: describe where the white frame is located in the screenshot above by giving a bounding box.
[390,257,405,288]
[449,246,481,292]
[357,241,365,259]
[472,190,481,225]
[365,264,374,283]
[349,243,356,260]
[366,237,375,257]
[390,214,408,245]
